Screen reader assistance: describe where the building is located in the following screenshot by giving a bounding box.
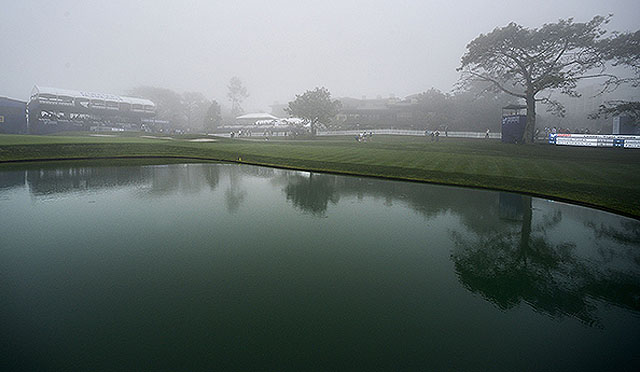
[27,85,156,134]
[0,96,27,134]
[235,112,279,125]
[613,115,639,135]
[335,96,421,128]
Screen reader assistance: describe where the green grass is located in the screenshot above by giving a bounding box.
[1,133,639,218]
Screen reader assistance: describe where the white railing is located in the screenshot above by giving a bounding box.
[209,131,291,138]
[317,129,501,139]
[549,133,640,148]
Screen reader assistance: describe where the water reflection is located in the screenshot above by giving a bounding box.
[1,162,639,326]
[276,170,502,229]
[451,193,640,326]
[26,166,148,195]
[267,168,640,326]
[283,173,339,216]
[224,165,247,213]
[0,170,25,192]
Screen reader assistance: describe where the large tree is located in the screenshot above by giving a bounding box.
[458,16,613,143]
[227,77,249,118]
[285,87,342,134]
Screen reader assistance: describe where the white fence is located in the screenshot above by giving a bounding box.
[212,129,640,148]
[210,131,291,138]
[317,129,501,139]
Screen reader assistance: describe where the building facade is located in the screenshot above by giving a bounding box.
[0,97,27,134]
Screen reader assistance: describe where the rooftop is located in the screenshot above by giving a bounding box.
[31,85,155,107]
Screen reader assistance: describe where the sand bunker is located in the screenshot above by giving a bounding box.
[188,138,216,142]
[141,135,173,140]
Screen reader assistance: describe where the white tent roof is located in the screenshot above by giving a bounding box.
[31,85,155,107]
[235,112,279,120]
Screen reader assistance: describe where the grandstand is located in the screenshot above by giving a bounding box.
[27,86,156,134]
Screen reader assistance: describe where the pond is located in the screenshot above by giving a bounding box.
[1,163,639,371]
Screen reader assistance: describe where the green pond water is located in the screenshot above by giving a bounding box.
[1,163,639,371]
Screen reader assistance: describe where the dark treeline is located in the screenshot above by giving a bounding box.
[128,83,519,133]
[335,84,515,132]
[127,86,224,133]
[415,83,515,132]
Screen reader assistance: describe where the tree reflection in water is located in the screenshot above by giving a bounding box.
[224,165,247,213]
[277,170,640,326]
[451,193,640,326]
[283,172,339,216]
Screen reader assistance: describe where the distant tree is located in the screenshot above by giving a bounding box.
[458,16,615,143]
[227,77,249,118]
[182,92,209,130]
[450,80,518,131]
[591,30,640,121]
[591,100,640,121]
[129,86,184,130]
[285,87,342,134]
[416,88,452,129]
[602,30,640,87]
[204,100,223,131]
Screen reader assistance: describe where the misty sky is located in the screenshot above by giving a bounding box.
[1,0,639,111]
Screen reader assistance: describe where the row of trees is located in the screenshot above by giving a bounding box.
[128,76,251,132]
[283,83,516,133]
[413,84,515,131]
[128,86,221,132]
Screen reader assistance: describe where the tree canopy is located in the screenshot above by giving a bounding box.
[204,100,223,131]
[285,87,342,134]
[182,92,209,129]
[129,86,184,131]
[602,30,640,87]
[227,77,249,118]
[458,16,614,143]
[593,30,640,121]
[129,86,216,131]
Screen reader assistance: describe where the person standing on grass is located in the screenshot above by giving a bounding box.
[485,128,490,138]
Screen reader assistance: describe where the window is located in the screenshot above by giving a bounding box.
[58,96,74,106]
[90,99,106,108]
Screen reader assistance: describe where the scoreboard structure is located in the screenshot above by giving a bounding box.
[27,86,156,134]
[548,133,640,149]
[501,104,527,143]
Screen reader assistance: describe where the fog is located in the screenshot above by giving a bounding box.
[1,0,639,110]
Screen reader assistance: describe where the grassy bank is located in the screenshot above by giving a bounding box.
[1,133,639,218]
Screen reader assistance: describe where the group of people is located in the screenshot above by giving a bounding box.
[544,126,600,135]
[355,132,373,142]
[230,129,254,138]
[425,130,441,141]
